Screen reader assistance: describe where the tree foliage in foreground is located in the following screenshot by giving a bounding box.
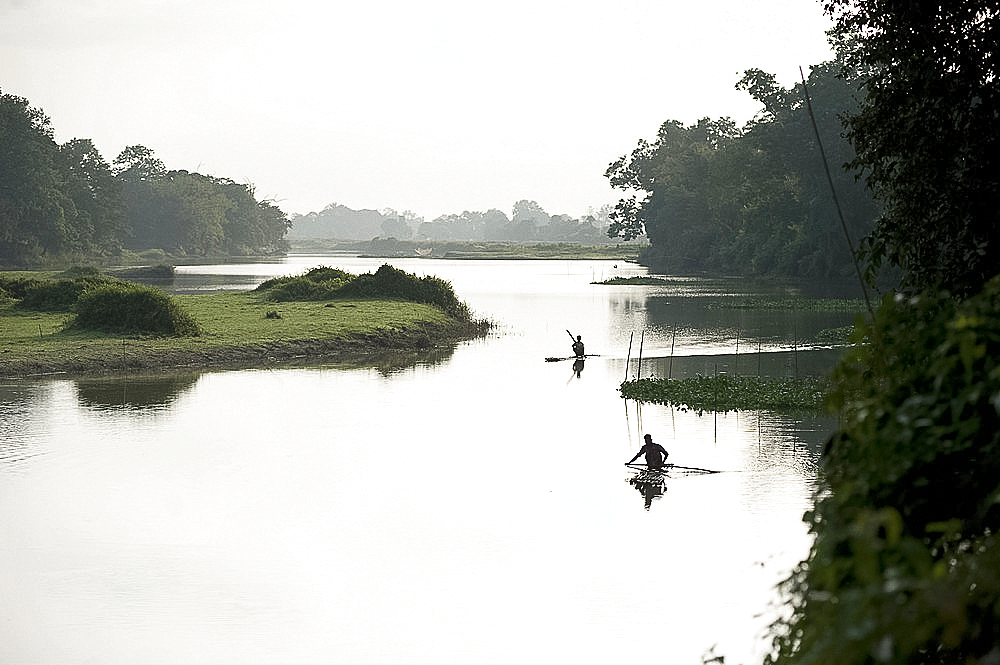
[605,42,877,280]
[768,280,1000,665]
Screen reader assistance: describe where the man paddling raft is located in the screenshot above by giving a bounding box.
[567,330,585,358]
[628,434,670,470]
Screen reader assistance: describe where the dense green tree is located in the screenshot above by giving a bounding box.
[55,138,127,255]
[605,47,877,280]
[767,5,1000,665]
[1,91,127,263]
[0,91,72,262]
[824,0,1000,296]
[115,146,289,256]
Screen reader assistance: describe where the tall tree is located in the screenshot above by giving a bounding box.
[826,0,1000,296]
[0,91,73,262]
[56,138,127,255]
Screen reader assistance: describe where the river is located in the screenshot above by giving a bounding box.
[0,256,853,665]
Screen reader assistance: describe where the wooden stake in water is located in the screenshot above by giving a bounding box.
[636,330,645,380]
[668,327,676,380]
[624,332,633,383]
[735,329,741,376]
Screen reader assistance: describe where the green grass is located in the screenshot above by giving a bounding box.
[1,290,473,377]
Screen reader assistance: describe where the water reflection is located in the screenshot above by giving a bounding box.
[627,468,668,509]
[0,383,38,469]
[73,373,200,411]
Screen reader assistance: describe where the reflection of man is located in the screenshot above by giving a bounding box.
[627,434,669,469]
[629,473,666,510]
[571,335,585,358]
[572,357,585,378]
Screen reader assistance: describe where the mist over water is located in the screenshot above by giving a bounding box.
[0,257,851,665]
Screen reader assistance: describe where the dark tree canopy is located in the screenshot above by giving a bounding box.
[605,46,877,281]
[0,91,291,265]
[826,0,1000,296]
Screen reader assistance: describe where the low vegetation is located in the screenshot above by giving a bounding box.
[0,264,487,377]
[593,276,674,285]
[256,264,471,320]
[620,375,829,413]
[72,283,201,336]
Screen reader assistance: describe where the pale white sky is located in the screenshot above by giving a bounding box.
[1,0,834,220]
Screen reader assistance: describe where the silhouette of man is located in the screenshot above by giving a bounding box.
[572,335,585,358]
[628,434,669,469]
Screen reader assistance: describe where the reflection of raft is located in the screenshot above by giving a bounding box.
[544,354,598,362]
[630,468,668,484]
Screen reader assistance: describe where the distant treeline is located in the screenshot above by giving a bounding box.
[607,39,879,281]
[289,199,617,244]
[1,90,290,266]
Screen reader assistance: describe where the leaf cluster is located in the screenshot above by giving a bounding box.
[768,277,1000,665]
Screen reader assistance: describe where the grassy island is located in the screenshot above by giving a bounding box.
[0,264,489,378]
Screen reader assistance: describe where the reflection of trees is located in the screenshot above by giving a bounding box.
[628,470,668,510]
[304,343,460,378]
[74,373,200,410]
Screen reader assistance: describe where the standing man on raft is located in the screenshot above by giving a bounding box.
[567,330,585,358]
[628,434,670,469]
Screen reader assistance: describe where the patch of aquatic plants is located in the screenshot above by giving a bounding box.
[256,264,472,321]
[593,276,675,285]
[708,297,865,312]
[620,375,829,413]
[72,282,200,336]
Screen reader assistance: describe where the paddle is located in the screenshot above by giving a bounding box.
[624,462,721,474]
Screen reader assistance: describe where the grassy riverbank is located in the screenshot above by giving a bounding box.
[0,293,484,378]
[1,265,489,378]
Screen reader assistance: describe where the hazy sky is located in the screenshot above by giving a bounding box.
[1,0,834,220]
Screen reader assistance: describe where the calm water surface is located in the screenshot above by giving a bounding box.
[0,257,853,665]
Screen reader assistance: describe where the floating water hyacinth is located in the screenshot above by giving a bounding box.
[619,375,829,413]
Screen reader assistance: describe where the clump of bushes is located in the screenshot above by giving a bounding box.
[72,283,200,336]
[17,275,120,311]
[256,265,353,301]
[769,277,1000,665]
[340,264,470,320]
[256,264,472,321]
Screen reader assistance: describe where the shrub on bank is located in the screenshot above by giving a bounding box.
[73,283,200,336]
[339,264,470,320]
[18,276,120,311]
[256,264,472,321]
